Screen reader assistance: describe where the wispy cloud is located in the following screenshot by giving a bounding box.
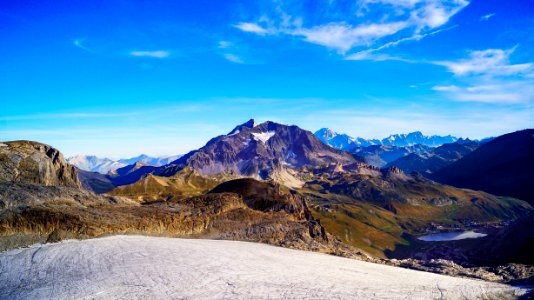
[73,38,94,53]
[479,13,496,22]
[433,47,533,76]
[218,41,233,49]
[292,22,407,54]
[0,112,140,121]
[223,53,244,63]
[345,25,457,61]
[130,50,170,58]
[432,82,533,104]
[233,22,269,35]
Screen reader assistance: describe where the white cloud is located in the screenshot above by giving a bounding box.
[434,47,533,76]
[223,53,244,63]
[234,22,269,35]
[408,0,469,31]
[479,13,496,21]
[234,0,469,54]
[291,22,407,53]
[130,51,170,58]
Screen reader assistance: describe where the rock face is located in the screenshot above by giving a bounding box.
[0,141,81,188]
[432,129,534,204]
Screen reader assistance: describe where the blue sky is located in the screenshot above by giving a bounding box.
[1,0,532,158]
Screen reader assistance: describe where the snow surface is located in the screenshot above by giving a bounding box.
[0,235,528,299]
[252,131,275,144]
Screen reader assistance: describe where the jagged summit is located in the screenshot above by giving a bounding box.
[228,118,257,135]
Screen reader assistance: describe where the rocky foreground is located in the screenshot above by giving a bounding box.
[0,235,530,300]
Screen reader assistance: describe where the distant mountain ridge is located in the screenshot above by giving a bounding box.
[315,128,459,150]
[385,139,481,175]
[67,154,182,174]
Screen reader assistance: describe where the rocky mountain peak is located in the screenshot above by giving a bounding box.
[228,118,257,135]
[156,121,360,185]
[315,128,337,141]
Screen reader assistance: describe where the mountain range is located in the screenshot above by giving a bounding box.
[1,121,533,284]
[67,154,182,174]
[315,128,459,151]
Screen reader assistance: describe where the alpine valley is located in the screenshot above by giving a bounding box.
[1,121,533,289]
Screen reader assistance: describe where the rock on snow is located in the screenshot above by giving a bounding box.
[0,235,529,299]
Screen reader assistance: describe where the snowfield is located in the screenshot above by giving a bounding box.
[0,235,529,299]
[252,131,276,143]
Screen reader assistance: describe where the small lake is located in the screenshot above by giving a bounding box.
[418,231,488,242]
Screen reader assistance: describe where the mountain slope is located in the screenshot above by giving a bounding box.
[432,129,534,204]
[300,164,531,257]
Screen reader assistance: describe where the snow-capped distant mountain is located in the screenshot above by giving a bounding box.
[67,154,182,174]
[315,128,380,150]
[117,154,182,166]
[66,155,126,174]
[315,128,459,150]
[381,131,457,147]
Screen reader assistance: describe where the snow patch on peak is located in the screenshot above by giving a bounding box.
[252,131,275,144]
[228,129,240,136]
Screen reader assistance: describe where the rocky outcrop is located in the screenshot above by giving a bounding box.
[0,141,81,188]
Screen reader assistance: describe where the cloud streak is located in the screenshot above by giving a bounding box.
[223,53,244,63]
[479,13,496,21]
[73,38,94,53]
[130,50,170,58]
